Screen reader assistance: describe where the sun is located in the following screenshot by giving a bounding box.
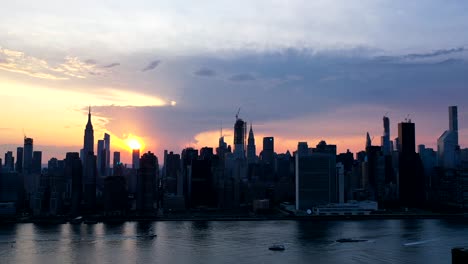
[127,138,142,150]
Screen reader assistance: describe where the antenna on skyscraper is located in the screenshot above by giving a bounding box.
[405,114,410,122]
[220,121,223,138]
[235,107,241,120]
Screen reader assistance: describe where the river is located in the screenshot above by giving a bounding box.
[1,219,467,263]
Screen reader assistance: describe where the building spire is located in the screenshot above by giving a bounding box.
[366,132,372,148]
[86,106,93,129]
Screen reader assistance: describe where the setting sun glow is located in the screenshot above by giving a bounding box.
[127,138,142,150]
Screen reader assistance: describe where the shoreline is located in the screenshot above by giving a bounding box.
[1,213,466,224]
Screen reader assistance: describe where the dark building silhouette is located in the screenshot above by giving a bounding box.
[295,141,338,210]
[23,137,33,175]
[261,137,275,165]
[364,145,385,202]
[104,133,110,175]
[247,123,257,164]
[82,107,94,171]
[4,151,14,172]
[190,159,216,207]
[48,157,66,215]
[297,142,309,156]
[136,152,158,215]
[129,149,140,194]
[337,150,354,173]
[113,151,121,167]
[23,137,34,203]
[97,139,106,177]
[83,153,97,212]
[200,147,214,160]
[163,151,181,195]
[382,116,391,155]
[66,152,83,216]
[132,149,140,169]
[15,147,23,173]
[233,117,246,160]
[32,151,42,174]
[104,176,127,216]
[181,147,198,207]
[438,106,460,169]
[0,171,20,203]
[398,121,424,207]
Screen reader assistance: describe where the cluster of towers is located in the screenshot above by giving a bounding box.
[1,105,467,218]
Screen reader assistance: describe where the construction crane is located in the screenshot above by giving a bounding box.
[235,107,241,120]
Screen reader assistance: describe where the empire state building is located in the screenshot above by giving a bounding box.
[83,106,94,157]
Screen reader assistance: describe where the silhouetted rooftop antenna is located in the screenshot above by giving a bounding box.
[220,121,223,138]
[235,107,241,120]
[405,114,411,122]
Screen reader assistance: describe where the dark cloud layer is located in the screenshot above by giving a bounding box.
[404,47,465,59]
[194,68,216,77]
[142,60,161,72]
[102,62,120,68]
[375,47,466,62]
[83,47,468,157]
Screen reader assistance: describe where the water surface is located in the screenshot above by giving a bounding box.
[1,219,467,264]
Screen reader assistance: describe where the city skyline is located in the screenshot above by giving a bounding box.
[2,1,468,163]
[0,106,466,166]
[0,104,465,164]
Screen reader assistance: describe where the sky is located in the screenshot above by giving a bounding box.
[1,0,468,164]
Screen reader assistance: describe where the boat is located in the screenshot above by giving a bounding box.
[336,238,367,243]
[70,216,83,224]
[268,244,285,251]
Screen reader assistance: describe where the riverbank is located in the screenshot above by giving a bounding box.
[1,212,465,224]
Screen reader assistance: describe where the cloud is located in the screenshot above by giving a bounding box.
[229,73,256,82]
[375,47,466,62]
[194,67,216,77]
[0,47,109,80]
[85,59,97,64]
[142,60,161,72]
[403,47,465,60]
[102,62,120,68]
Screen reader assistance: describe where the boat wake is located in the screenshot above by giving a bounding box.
[403,239,437,246]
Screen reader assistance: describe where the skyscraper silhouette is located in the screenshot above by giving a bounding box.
[23,137,33,175]
[97,139,105,176]
[67,152,83,216]
[15,147,23,173]
[437,106,460,168]
[247,123,257,164]
[382,116,391,155]
[137,152,158,215]
[233,117,246,160]
[82,107,96,212]
[83,107,94,158]
[262,137,274,165]
[132,149,140,170]
[4,151,14,172]
[32,151,42,174]
[398,121,424,206]
[104,133,111,175]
